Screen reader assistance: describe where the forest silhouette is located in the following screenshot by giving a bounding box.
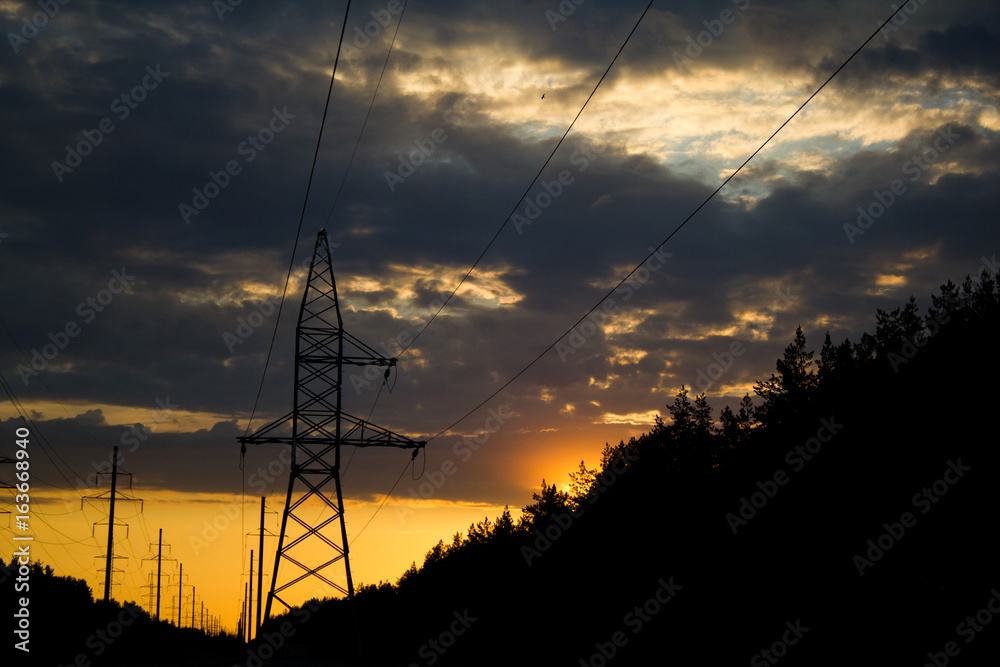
[3,269,998,666]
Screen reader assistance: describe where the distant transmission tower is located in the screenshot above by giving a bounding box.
[83,446,142,601]
[239,228,424,623]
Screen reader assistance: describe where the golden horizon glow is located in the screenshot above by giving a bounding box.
[6,488,529,633]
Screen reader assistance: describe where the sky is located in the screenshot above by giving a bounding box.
[1,0,998,634]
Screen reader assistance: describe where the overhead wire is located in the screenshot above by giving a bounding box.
[418,0,915,447]
[346,0,657,545]
[350,1,654,528]
[1,312,165,577]
[329,3,410,482]
[0,314,111,476]
[27,509,100,580]
[322,0,410,231]
[0,368,85,496]
[348,455,413,546]
[236,0,354,603]
[340,370,391,482]
[398,0,657,356]
[347,0,915,539]
[239,0,354,447]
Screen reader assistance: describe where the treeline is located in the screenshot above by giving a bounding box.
[252,267,1000,666]
[13,269,996,666]
[0,559,243,666]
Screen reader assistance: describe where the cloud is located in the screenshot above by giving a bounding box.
[0,0,997,505]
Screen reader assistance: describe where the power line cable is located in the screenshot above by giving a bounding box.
[0,368,86,495]
[398,0,657,356]
[237,0,354,583]
[0,313,115,458]
[419,1,914,446]
[349,2,657,539]
[348,2,916,535]
[322,0,410,231]
[246,2,410,555]
[323,3,410,456]
[341,376,388,481]
[348,456,411,546]
[239,0,354,445]
[0,315,162,559]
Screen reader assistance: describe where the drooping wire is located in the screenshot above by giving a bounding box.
[348,453,415,546]
[411,446,425,480]
[398,0,657,356]
[415,0,917,447]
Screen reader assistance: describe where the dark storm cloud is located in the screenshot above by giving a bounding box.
[817,22,1000,91]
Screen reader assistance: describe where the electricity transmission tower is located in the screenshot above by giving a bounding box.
[142,529,176,620]
[83,446,142,601]
[0,453,14,527]
[239,228,424,623]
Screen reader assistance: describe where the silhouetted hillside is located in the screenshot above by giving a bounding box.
[221,269,1000,665]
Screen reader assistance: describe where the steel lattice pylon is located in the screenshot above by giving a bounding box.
[238,228,424,624]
